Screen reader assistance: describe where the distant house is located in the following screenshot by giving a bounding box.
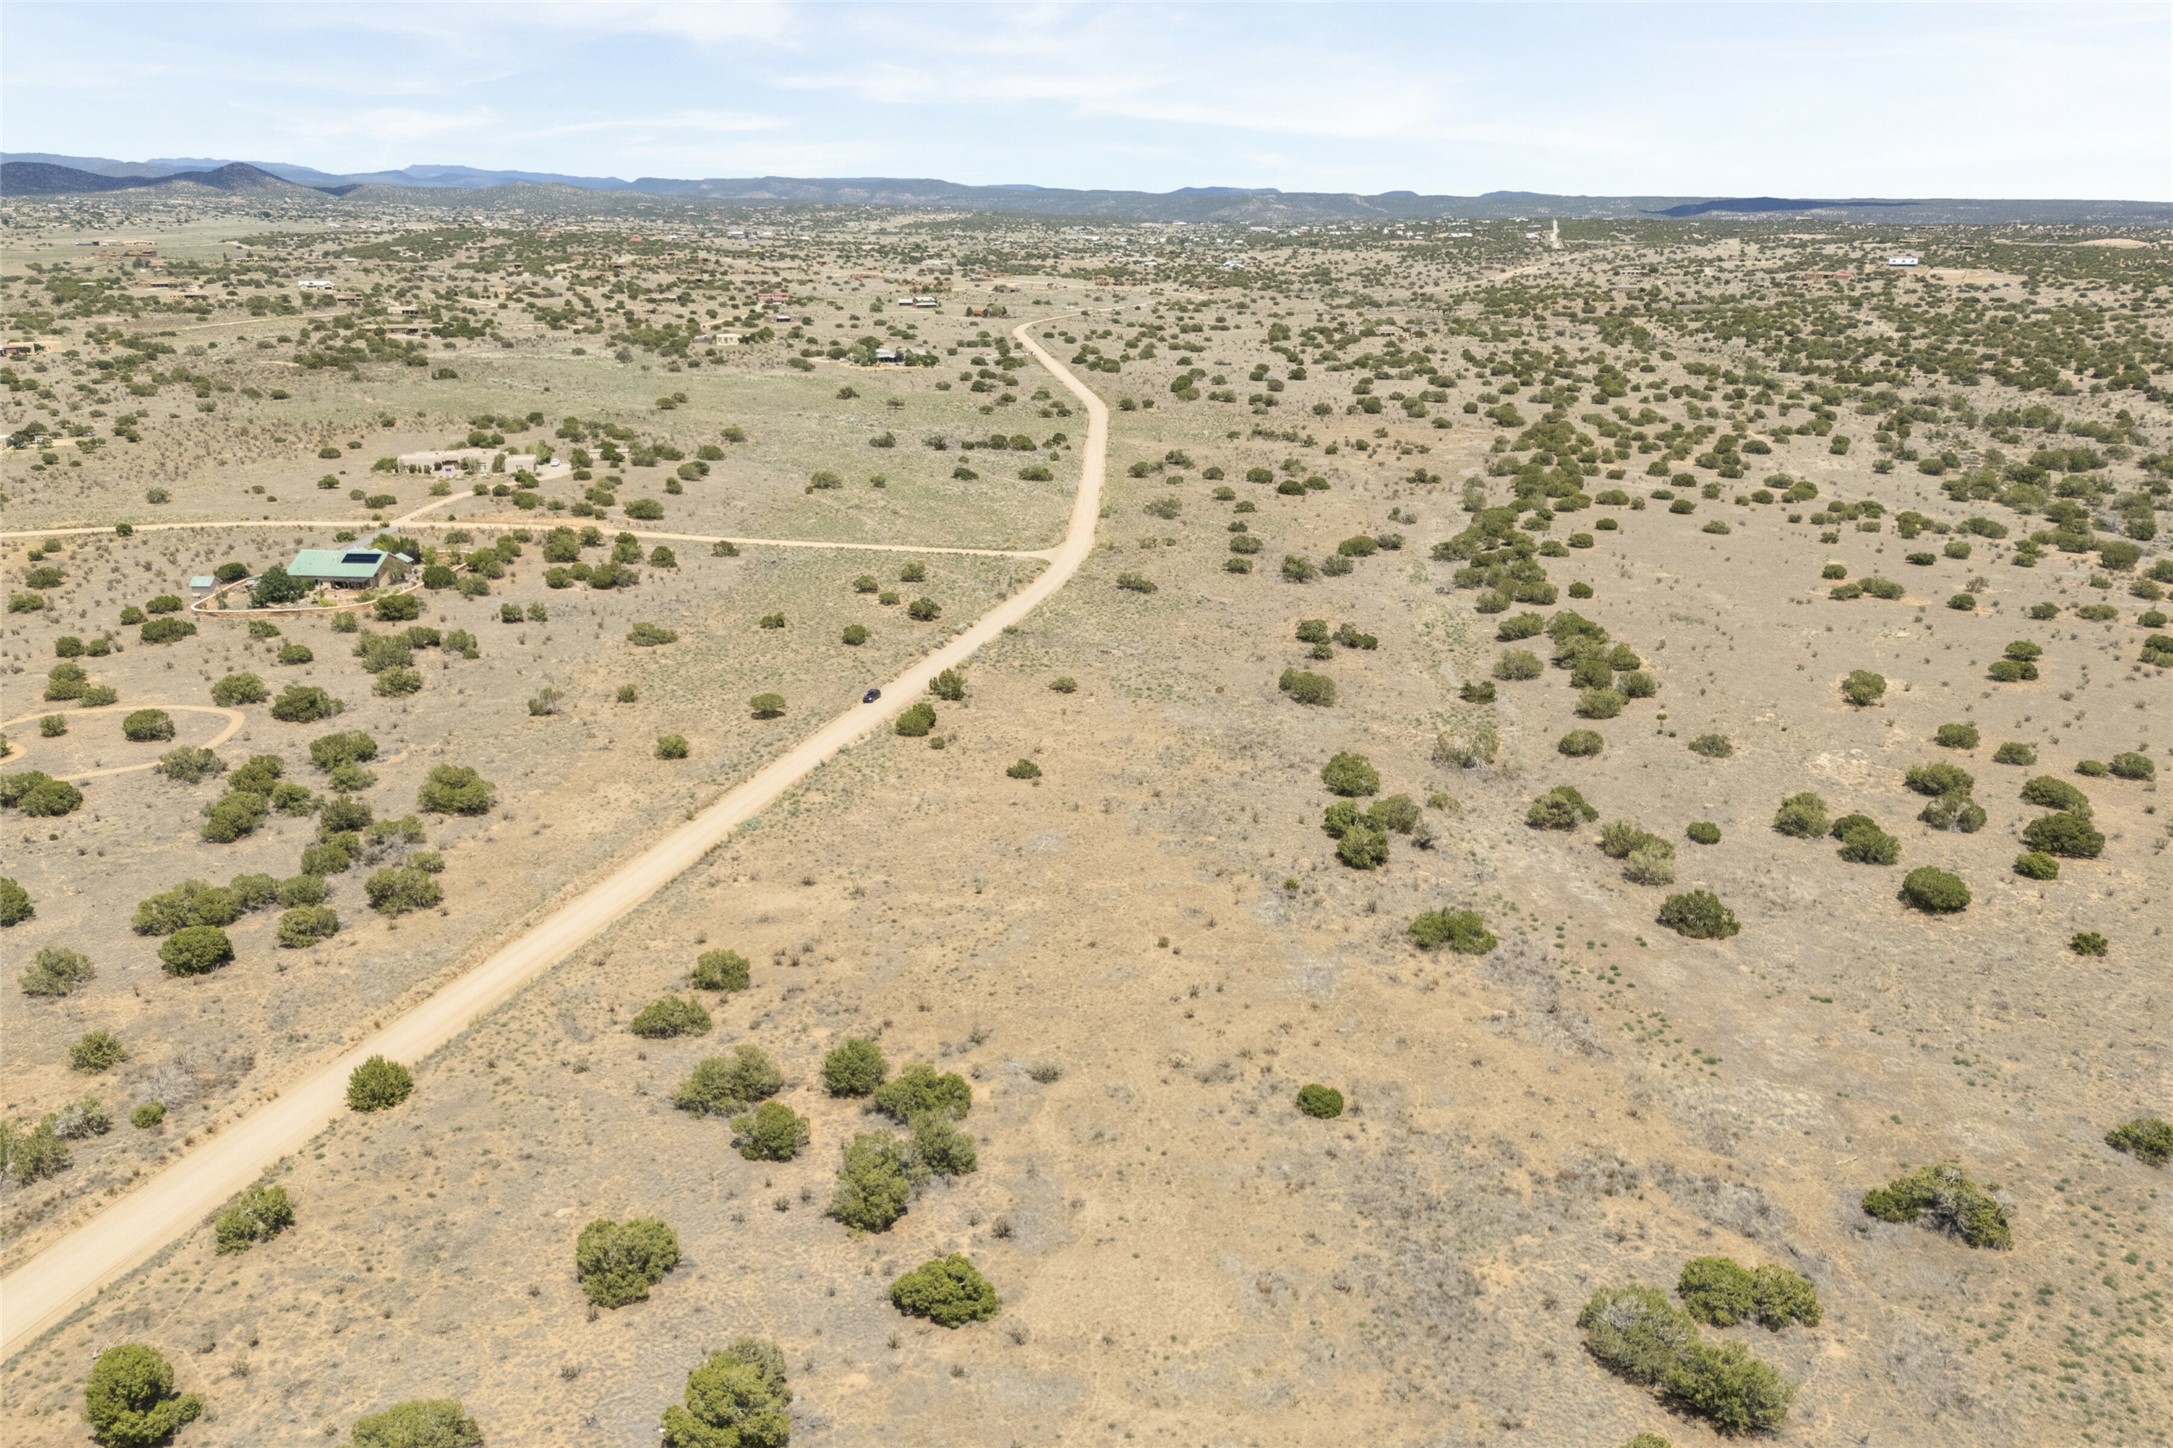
[285,548,406,590]
[188,575,217,596]
[1887,254,1920,267]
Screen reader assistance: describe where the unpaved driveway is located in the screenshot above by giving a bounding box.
[0,317,1108,1359]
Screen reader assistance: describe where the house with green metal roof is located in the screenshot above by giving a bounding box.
[285,548,404,589]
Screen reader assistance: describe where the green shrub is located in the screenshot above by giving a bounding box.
[2070,931,2109,957]
[1526,785,1598,830]
[417,764,494,814]
[346,1055,414,1112]
[1364,791,1416,834]
[208,672,267,707]
[70,1030,128,1072]
[660,1339,791,1448]
[1367,794,1419,835]
[749,692,786,719]
[319,794,374,836]
[1409,908,1496,954]
[22,944,92,996]
[907,1110,978,1177]
[122,709,176,742]
[139,616,196,646]
[576,1216,681,1307]
[1627,843,1677,883]
[83,1343,204,1448]
[1578,687,1626,720]
[4,1116,71,1185]
[655,734,690,760]
[133,879,245,935]
[1686,734,1732,760]
[1493,649,1543,681]
[159,926,233,976]
[1917,793,1986,833]
[154,746,225,784]
[679,1045,783,1115]
[131,1103,165,1130]
[1772,792,1828,839]
[2109,751,2156,781]
[732,1100,811,1162]
[1005,757,1042,780]
[1296,1084,1345,1119]
[2013,851,2060,880]
[1658,891,1740,940]
[1278,668,1336,705]
[1577,1285,1794,1432]
[1934,722,1980,750]
[1905,763,1974,797]
[894,701,937,736]
[691,949,751,992]
[2105,1116,2173,1167]
[1677,1256,1821,1329]
[2021,811,2104,859]
[1320,751,1379,797]
[1334,819,1390,868]
[373,666,423,698]
[1558,729,1604,757]
[213,1183,294,1255]
[349,1399,484,1448]
[2020,775,2091,814]
[1838,669,1886,707]
[1862,1162,2010,1248]
[1686,821,1721,845]
[201,789,269,843]
[270,685,344,723]
[823,1037,888,1096]
[1901,867,1971,912]
[1834,817,1903,860]
[628,621,678,646]
[873,1063,971,1123]
[632,996,713,1039]
[830,1131,922,1232]
[0,877,31,928]
[275,906,340,948]
[309,731,378,771]
[891,1254,1000,1327]
[364,866,442,915]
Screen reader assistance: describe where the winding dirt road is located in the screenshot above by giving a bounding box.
[0,318,1108,1360]
[0,704,245,781]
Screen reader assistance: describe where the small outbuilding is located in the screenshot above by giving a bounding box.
[286,548,403,589]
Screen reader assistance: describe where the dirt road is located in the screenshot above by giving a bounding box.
[0,318,1108,1360]
[0,513,1050,560]
[0,704,244,780]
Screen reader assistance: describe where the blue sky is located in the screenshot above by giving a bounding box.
[4,2,2167,199]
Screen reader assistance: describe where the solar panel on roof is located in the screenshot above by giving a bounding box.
[340,551,381,565]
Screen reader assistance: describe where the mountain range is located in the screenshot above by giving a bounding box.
[3,153,2167,226]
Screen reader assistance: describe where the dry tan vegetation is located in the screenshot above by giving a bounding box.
[3,196,2169,1446]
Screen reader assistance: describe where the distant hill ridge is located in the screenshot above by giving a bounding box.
[2,153,2167,225]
